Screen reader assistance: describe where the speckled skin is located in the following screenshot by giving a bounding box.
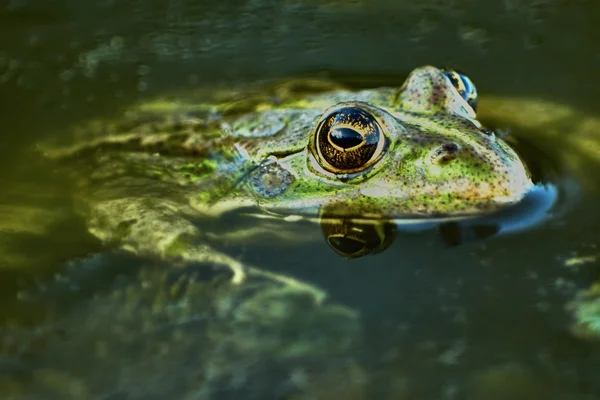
[0,66,535,398]
[37,65,534,280]
[32,65,537,279]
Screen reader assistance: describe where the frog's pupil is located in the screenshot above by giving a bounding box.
[329,127,364,149]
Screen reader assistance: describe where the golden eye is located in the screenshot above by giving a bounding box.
[442,69,479,112]
[313,106,386,174]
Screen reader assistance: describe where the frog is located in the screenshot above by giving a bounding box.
[0,66,539,399]
[39,65,535,269]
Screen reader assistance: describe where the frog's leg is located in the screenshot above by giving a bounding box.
[85,197,326,301]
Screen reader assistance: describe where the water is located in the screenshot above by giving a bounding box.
[2,0,600,398]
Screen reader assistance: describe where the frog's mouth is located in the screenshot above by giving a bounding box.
[242,182,558,237]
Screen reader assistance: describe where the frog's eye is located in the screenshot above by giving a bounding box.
[442,69,478,112]
[313,106,386,174]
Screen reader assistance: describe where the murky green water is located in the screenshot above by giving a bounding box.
[2,0,600,399]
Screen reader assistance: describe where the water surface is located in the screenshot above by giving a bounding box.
[1,1,600,399]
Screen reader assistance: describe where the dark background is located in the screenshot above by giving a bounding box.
[1,1,600,398]
[1,0,598,156]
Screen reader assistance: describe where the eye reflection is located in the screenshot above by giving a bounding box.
[319,204,397,258]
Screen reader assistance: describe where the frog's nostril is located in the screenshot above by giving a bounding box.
[431,143,460,163]
[441,143,459,153]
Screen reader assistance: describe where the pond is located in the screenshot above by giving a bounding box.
[1,0,600,399]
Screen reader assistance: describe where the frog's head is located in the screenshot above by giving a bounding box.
[245,66,533,220]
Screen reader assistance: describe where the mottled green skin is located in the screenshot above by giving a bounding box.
[49,65,531,218]
[3,66,532,398]
[37,65,535,279]
[256,66,531,219]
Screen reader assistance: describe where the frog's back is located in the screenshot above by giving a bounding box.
[37,78,393,207]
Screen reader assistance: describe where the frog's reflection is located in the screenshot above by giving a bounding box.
[318,182,558,258]
[320,213,397,258]
[437,221,499,247]
[319,212,502,258]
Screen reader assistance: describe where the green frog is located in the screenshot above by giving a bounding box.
[40,65,534,275]
[1,66,540,398]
